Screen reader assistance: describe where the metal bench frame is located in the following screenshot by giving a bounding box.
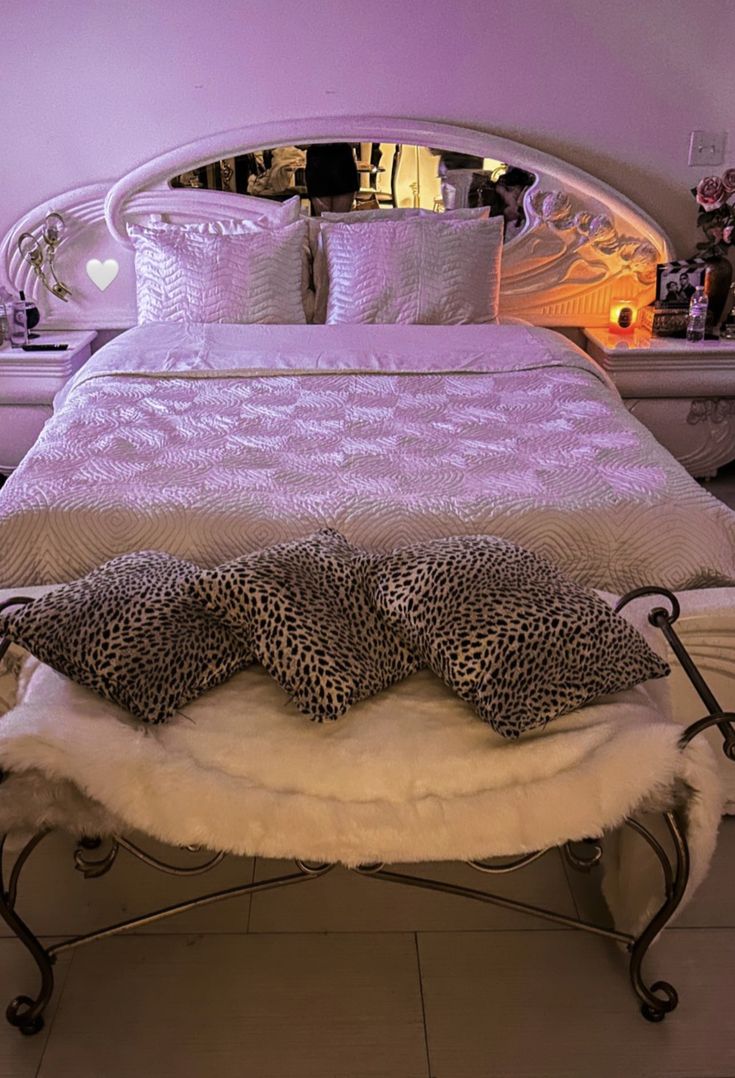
[1,586,733,1034]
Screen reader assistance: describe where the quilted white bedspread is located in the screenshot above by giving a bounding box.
[1,322,734,590]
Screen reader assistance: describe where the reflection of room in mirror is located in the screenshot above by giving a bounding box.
[170,144,535,239]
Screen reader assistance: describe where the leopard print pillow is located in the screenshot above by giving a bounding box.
[0,551,254,724]
[368,535,670,739]
[190,529,419,720]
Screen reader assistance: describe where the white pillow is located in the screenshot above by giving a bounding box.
[215,208,312,323]
[144,198,313,320]
[309,206,493,323]
[128,218,308,325]
[323,214,504,324]
[430,206,491,220]
[257,194,302,226]
[321,207,425,223]
[309,208,425,324]
[165,194,303,232]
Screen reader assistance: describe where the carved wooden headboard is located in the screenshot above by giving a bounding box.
[0,116,673,331]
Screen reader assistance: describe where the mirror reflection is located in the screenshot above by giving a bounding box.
[170,143,535,241]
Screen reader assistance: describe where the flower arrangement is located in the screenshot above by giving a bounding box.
[693,170,735,258]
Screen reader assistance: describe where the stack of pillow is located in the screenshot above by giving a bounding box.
[127,200,505,327]
[0,531,669,739]
[128,195,312,325]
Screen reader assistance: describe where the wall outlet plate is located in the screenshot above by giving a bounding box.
[688,130,727,167]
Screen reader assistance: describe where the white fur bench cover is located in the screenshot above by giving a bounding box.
[0,610,724,935]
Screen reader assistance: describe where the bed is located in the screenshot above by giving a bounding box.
[4,318,735,788]
[0,116,734,1033]
[3,320,735,592]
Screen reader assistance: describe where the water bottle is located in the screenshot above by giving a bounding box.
[686,287,708,342]
[6,300,31,347]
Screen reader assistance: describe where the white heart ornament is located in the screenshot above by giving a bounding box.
[86,258,119,291]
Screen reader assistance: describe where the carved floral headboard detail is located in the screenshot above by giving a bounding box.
[0,116,673,330]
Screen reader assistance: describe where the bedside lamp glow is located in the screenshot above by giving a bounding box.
[609,300,638,333]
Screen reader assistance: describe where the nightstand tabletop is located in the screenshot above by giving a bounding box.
[583,327,735,397]
[0,331,97,404]
[583,327,735,355]
[0,330,97,375]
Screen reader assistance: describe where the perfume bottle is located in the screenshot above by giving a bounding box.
[686,287,708,343]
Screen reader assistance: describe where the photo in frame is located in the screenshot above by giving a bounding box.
[655,258,706,308]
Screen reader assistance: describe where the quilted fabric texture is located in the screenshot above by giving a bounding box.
[368,535,670,739]
[128,218,308,324]
[323,214,504,324]
[435,206,493,220]
[310,208,427,323]
[0,551,254,724]
[190,530,419,720]
[158,195,303,232]
[162,205,314,321]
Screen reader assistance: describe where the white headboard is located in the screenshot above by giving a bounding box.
[0,116,673,331]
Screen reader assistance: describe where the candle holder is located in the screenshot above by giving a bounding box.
[609,300,638,333]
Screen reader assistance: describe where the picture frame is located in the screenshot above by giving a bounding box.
[655,258,706,308]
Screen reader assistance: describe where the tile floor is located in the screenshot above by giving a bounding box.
[1,466,734,1077]
[0,822,733,1078]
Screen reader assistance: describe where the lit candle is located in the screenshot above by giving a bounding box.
[609,300,637,333]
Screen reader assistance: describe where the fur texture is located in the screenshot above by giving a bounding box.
[0,646,725,933]
[0,584,731,934]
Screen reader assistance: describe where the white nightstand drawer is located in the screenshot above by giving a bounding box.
[0,331,97,473]
[583,327,735,479]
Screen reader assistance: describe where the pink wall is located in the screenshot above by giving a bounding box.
[3,0,733,256]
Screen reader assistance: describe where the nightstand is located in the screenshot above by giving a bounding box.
[0,331,97,474]
[583,328,735,479]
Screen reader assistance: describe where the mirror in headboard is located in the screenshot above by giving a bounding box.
[0,116,673,331]
[169,143,536,242]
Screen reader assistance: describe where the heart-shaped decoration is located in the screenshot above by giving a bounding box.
[86,258,119,291]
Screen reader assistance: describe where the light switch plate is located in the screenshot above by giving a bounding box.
[688,130,727,166]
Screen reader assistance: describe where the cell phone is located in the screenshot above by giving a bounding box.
[21,344,69,351]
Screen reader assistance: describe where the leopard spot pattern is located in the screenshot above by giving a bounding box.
[191,529,420,720]
[369,535,670,739]
[0,550,254,724]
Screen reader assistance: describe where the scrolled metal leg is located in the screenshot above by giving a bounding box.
[563,838,603,873]
[73,838,119,879]
[627,810,689,1022]
[0,834,55,1035]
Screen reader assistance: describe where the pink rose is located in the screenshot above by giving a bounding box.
[696,175,727,209]
[722,168,735,195]
[724,224,734,244]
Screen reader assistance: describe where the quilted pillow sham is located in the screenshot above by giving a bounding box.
[128,218,308,325]
[322,214,504,324]
[434,206,493,220]
[159,203,314,321]
[158,195,303,231]
[0,551,254,724]
[307,208,425,323]
[308,206,494,324]
[190,529,419,720]
[368,535,670,739]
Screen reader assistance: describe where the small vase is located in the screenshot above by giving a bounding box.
[703,254,734,334]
